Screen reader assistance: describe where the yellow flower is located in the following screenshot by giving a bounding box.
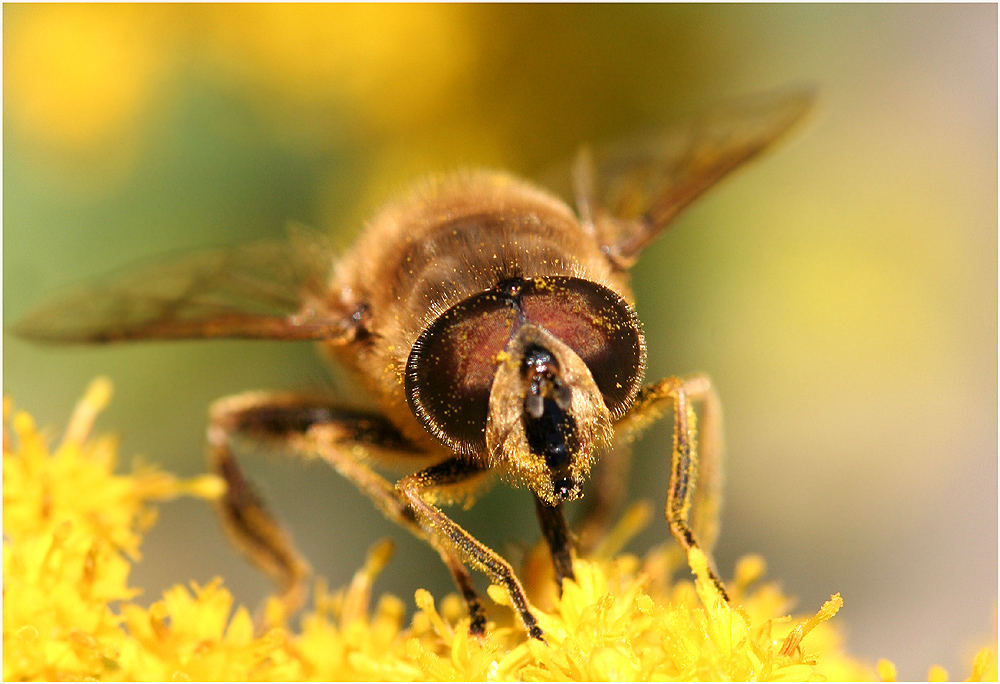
[2,379,223,681]
[3,380,996,681]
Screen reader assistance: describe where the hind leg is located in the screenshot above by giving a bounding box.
[207,391,488,632]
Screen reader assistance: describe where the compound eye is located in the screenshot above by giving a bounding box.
[405,291,517,453]
[520,277,646,418]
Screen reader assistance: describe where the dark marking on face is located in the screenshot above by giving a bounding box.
[520,343,579,470]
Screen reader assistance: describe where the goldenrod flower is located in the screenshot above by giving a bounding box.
[3,380,996,681]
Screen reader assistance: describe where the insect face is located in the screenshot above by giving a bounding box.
[405,275,645,505]
[486,324,610,505]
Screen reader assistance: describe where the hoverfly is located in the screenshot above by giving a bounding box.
[15,88,814,640]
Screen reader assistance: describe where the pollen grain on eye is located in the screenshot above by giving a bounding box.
[4,382,995,682]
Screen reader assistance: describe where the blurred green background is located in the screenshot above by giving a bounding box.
[4,5,996,678]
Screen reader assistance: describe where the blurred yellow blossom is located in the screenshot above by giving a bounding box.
[3,5,172,158]
[3,380,995,681]
[204,4,474,134]
[3,4,479,186]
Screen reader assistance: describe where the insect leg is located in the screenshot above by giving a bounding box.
[208,394,314,614]
[678,374,723,555]
[533,496,575,591]
[614,374,728,602]
[208,392,487,632]
[399,458,545,641]
[302,420,489,636]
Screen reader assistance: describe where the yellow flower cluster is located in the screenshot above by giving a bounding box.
[3,379,224,680]
[3,380,996,681]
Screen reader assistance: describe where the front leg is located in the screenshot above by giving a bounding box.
[615,374,730,603]
[399,458,545,641]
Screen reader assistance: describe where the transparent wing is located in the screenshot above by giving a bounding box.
[13,225,357,344]
[544,87,816,263]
